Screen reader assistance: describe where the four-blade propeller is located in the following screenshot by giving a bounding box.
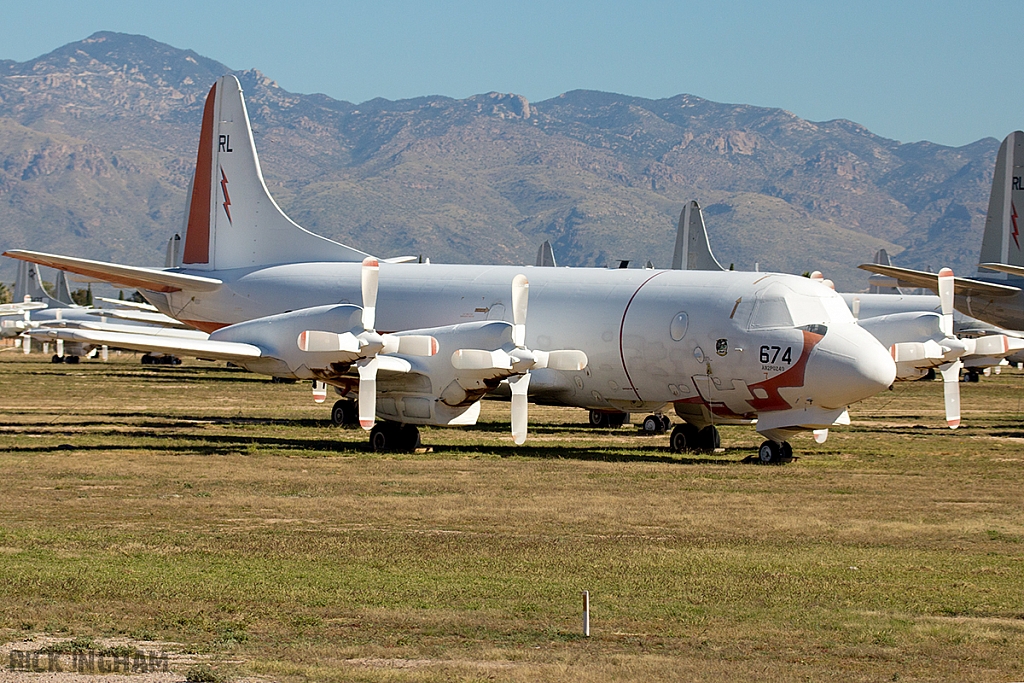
[451,274,588,444]
[296,257,438,430]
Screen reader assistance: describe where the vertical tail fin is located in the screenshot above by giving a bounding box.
[535,240,557,267]
[53,270,76,306]
[13,261,69,307]
[868,248,903,294]
[978,131,1024,277]
[181,75,368,271]
[672,201,726,271]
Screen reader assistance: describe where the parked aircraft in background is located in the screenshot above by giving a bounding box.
[672,200,1020,428]
[862,131,1024,331]
[5,75,897,462]
[2,260,205,363]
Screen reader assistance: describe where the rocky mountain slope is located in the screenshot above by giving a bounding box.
[0,32,1001,290]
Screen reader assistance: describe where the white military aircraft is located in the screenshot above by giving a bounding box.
[4,75,896,462]
[672,199,1020,428]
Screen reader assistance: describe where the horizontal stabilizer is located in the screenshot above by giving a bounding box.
[4,250,222,294]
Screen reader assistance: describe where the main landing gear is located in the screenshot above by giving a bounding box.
[50,355,80,364]
[330,399,359,428]
[641,413,672,434]
[668,423,720,453]
[757,440,794,465]
[588,409,628,428]
[369,421,421,452]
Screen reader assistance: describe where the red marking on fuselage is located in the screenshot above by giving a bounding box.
[745,329,824,412]
[220,167,232,224]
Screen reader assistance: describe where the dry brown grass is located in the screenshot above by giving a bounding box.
[1,352,1024,681]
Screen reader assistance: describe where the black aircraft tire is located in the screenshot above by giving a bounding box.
[642,415,662,434]
[697,425,721,452]
[758,440,780,465]
[51,355,63,364]
[331,399,357,428]
[589,410,609,428]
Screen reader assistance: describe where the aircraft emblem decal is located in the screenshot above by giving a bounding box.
[220,168,232,225]
[716,338,728,356]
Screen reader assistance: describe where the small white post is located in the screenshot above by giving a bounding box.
[43,342,49,355]
[56,339,64,358]
[101,345,109,362]
[22,335,30,354]
[582,590,590,637]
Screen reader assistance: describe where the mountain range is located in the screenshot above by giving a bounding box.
[0,32,1002,290]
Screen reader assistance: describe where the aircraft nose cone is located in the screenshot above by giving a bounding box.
[806,323,896,409]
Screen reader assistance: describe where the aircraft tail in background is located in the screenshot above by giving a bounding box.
[978,131,1024,278]
[13,261,69,308]
[671,201,726,271]
[180,75,368,271]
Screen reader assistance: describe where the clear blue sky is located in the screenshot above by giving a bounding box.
[1,0,1020,147]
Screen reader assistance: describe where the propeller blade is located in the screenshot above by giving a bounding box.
[939,359,962,429]
[890,341,929,363]
[451,348,511,371]
[361,257,379,332]
[938,267,954,337]
[297,330,360,353]
[538,349,589,372]
[312,380,327,404]
[392,334,439,357]
[509,372,531,445]
[357,357,378,430]
[972,334,1010,356]
[511,274,528,347]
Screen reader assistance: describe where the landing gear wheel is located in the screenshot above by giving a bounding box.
[669,423,700,453]
[758,440,781,465]
[780,441,794,461]
[966,371,980,383]
[588,410,609,428]
[398,424,421,451]
[660,415,672,431]
[608,412,627,428]
[696,425,721,453]
[642,414,665,434]
[66,355,79,365]
[369,423,395,452]
[51,354,64,364]
[331,399,358,428]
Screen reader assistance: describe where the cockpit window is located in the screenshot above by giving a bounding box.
[747,282,853,330]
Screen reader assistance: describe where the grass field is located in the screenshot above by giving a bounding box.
[1,350,1024,682]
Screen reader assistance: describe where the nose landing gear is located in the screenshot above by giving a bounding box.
[757,440,793,465]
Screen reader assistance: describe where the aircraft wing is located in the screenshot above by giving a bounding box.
[979,263,1024,279]
[0,301,47,316]
[28,327,261,363]
[859,264,1020,298]
[3,250,222,293]
[89,309,194,329]
[94,297,159,312]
